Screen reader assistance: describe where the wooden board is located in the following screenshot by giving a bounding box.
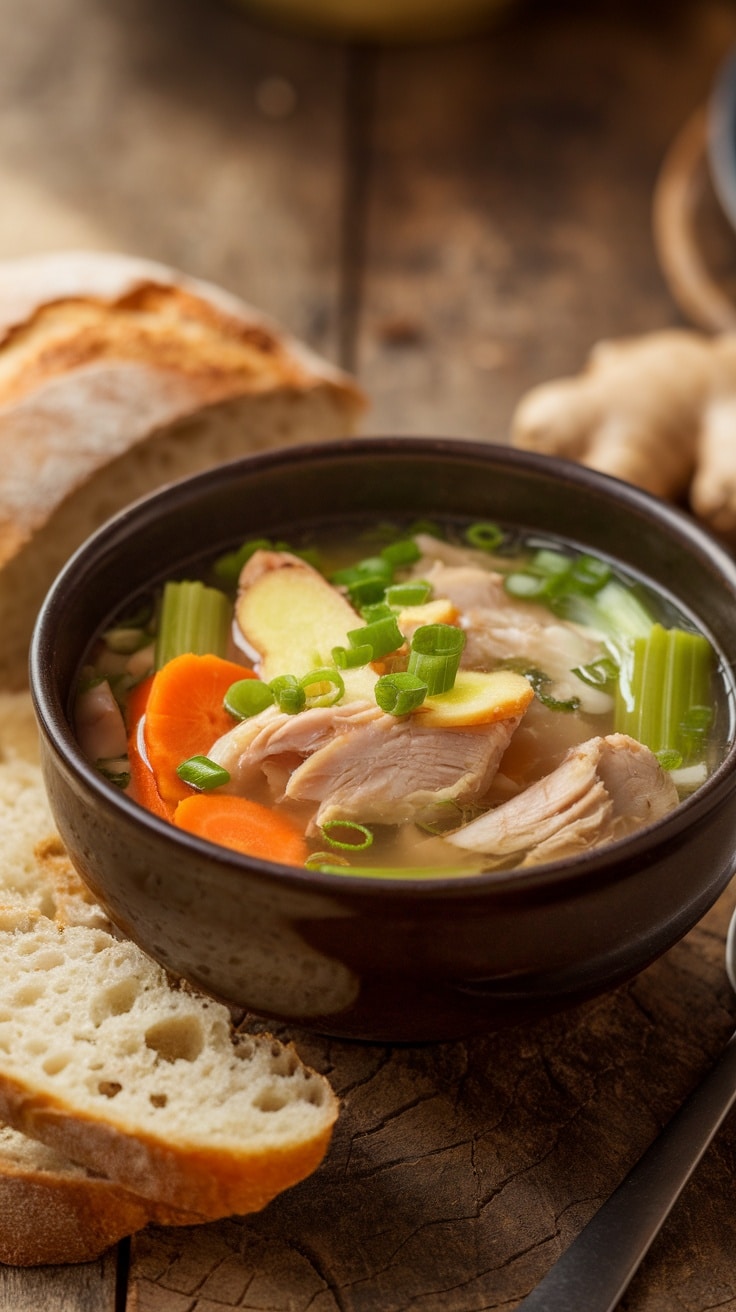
[122,885,736,1311]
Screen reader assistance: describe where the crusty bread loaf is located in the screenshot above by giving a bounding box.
[0,693,339,1259]
[0,250,365,689]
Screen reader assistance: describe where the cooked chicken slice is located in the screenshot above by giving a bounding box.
[287,713,522,828]
[445,733,679,865]
[209,699,524,829]
[209,700,382,796]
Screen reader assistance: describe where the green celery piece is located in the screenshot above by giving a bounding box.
[154,580,231,669]
[614,623,713,762]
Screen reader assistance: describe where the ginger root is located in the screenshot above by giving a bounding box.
[511,328,736,542]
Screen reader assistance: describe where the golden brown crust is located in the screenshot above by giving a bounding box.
[0,1070,336,1221]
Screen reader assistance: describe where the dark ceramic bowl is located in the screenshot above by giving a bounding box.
[30,438,736,1041]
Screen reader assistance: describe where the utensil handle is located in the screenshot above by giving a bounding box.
[515,1029,736,1312]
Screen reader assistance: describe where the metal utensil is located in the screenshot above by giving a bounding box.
[516,905,736,1312]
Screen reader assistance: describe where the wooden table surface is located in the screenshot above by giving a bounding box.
[3,0,736,1307]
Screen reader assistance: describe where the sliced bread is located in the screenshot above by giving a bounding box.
[0,250,366,688]
[0,693,339,1258]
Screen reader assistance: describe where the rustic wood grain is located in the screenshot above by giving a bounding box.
[357,0,736,440]
[0,1249,119,1311]
[125,884,736,1311]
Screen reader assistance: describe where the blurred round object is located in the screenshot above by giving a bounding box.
[233,0,518,43]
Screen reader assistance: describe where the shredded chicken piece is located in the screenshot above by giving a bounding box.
[445,733,679,866]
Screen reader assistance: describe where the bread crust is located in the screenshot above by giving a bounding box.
[0,251,365,688]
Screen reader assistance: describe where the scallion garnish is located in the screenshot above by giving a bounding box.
[504,572,549,600]
[213,538,272,587]
[176,755,231,791]
[572,656,619,689]
[347,614,404,661]
[523,667,580,713]
[331,555,394,607]
[407,623,466,695]
[268,675,306,715]
[332,643,372,669]
[224,678,275,720]
[385,581,432,607]
[465,521,504,552]
[304,851,351,869]
[375,672,428,716]
[319,819,374,851]
[380,538,421,567]
[154,580,231,670]
[299,667,345,708]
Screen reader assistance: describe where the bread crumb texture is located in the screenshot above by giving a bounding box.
[0,916,338,1216]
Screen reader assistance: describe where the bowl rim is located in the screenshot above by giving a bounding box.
[30,434,736,903]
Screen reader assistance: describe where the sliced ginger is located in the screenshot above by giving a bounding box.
[510,328,736,543]
[413,670,534,728]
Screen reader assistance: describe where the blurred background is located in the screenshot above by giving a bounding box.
[2,0,736,436]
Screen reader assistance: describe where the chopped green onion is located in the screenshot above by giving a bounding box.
[268,675,306,715]
[380,538,421,567]
[375,672,428,715]
[655,748,683,771]
[504,572,550,600]
[304,851,351,869]
[385,581,432,607]
[614,624,714,763]
[319,819,374,851]
[464,521,504,552]
[331,555,394,607]
[531,548,571,577]
[347,614,404,661]
[154,580,231,670]
[213,538,273,587]
[570,554,612,593]
[224,678,274,720]
[299,667,345,708]
[308,863,479,879]
[332,643,372,669]
[407,623,466,695]
[360,602,394,622]
[176,755,231,791]
[571,656,619,688]
[524,668,580,712]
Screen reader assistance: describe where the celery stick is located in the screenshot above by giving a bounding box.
[613,624,713,762]
[154,580,232,669]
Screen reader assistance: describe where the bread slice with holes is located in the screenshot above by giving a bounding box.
[0,916,339,1220]
[0,249,365,689]
[0,692,339,1255]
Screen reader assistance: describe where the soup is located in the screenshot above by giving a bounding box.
[74,519,728,875]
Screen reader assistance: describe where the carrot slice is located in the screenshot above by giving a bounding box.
[143,654,257,804]
[125,675,175,822]
[174,794,308,866]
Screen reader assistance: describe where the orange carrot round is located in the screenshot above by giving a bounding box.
[143,654,257,804]
[174,794,308,866]
[125,675,176,822]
